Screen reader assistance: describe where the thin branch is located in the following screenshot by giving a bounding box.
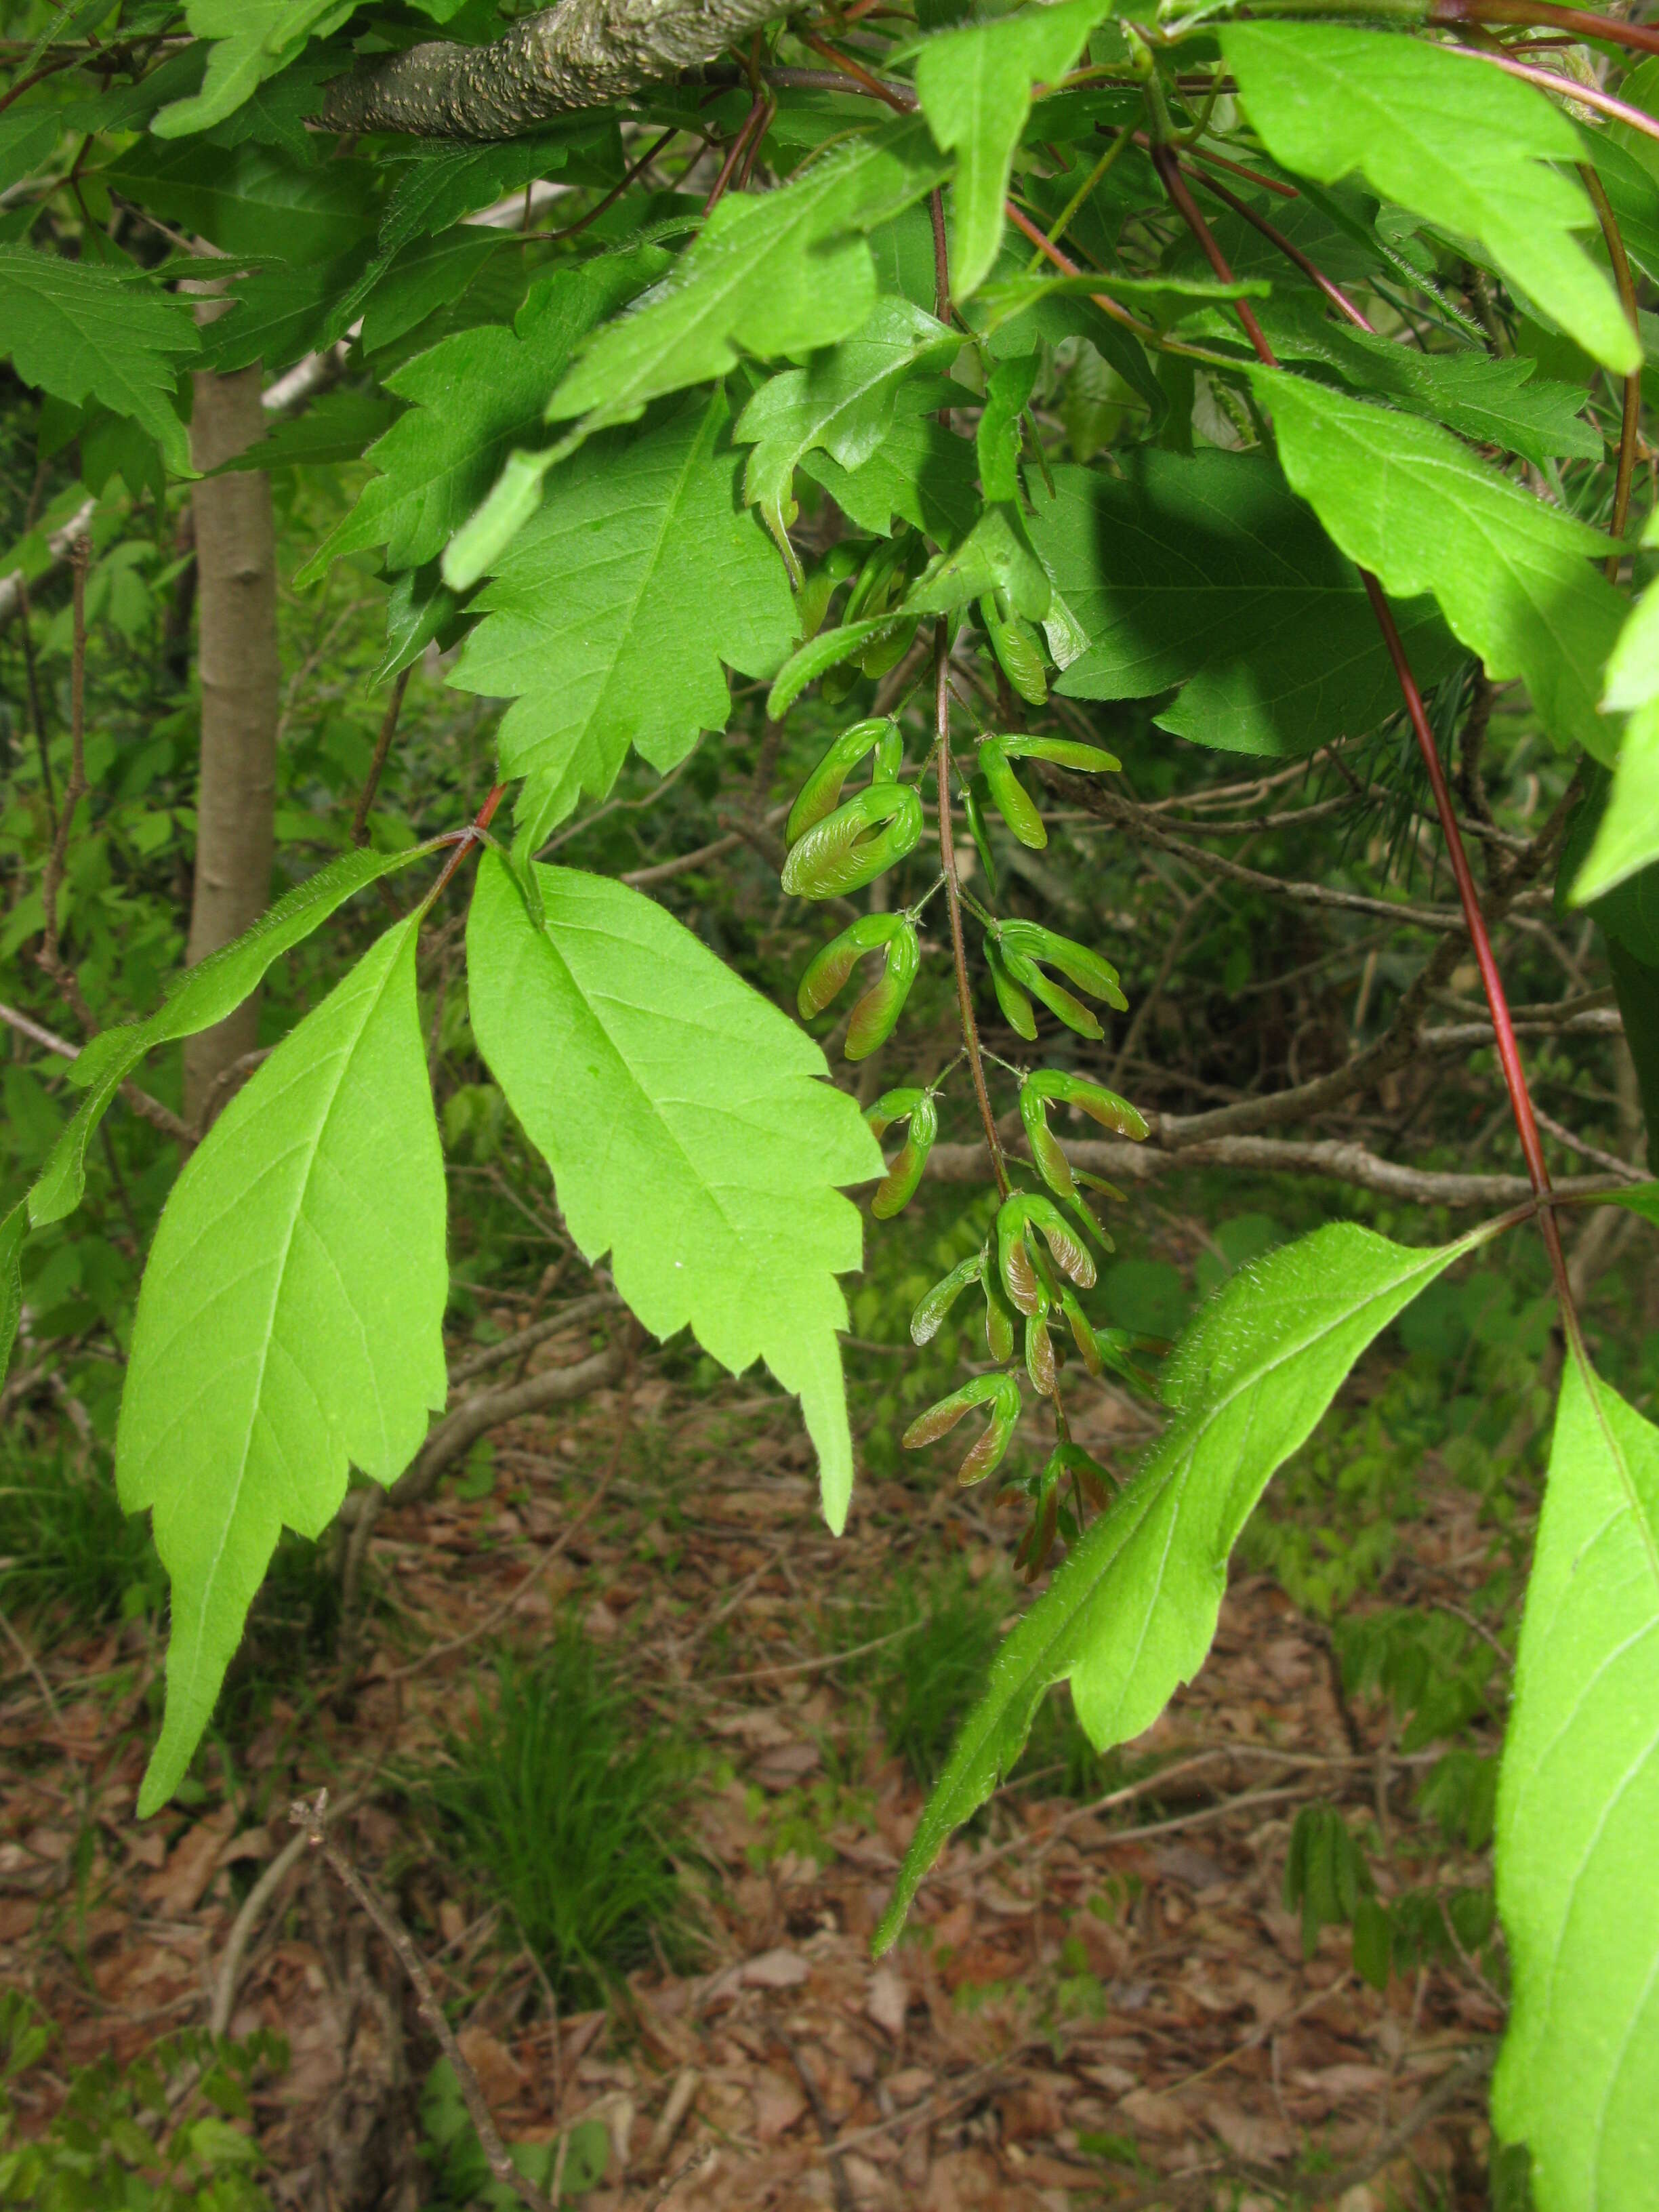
[0,1000,194,1146]
[1578,159,1641,580]
[934,621,1009,1198]
[321,0,787,138]
[923,1130,1627,1211]
[1151,140,1583,1327]
[349,668,411,848]
[291,1791,554,2212]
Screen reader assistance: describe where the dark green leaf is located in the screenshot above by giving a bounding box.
[1258,367,1626,762]
[1025,449,1458,755]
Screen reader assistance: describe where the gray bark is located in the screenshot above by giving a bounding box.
[184,363,280,1127]
[321,0,786,140]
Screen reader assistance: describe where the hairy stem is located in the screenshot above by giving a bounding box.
[934,623,1009,1200]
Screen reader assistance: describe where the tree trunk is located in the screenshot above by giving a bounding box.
[184,365,279,1128]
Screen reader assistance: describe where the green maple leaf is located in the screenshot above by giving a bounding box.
[1258,367,1626,762]
[798,376,981,544]
[914,0,1113,298]
[1023,449,1458,756]
[1221,22,1639,375]
[447,390,796,847]
[0,247,197,473]
[117,916,448,1814]
[1493,1355,1659,2207]
[152,0,361,138]
[467,853,882,1532]
[876,1219,1497,1949]
[1572,509,1659,903]
[544,116,949,434]
[733,296,960,565]
[1197,295,1601,469]
[296,252,667,586]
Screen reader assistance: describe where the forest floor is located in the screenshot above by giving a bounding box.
[0,1309,1507,2212]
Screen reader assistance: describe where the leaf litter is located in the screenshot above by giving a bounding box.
[0,1306,1509,2209]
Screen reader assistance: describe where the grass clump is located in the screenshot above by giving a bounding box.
[859,1564,1005,1787]
[426,1631,699,2007]
[0,1441,163,1628]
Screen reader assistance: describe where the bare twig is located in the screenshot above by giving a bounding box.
[291,1790,554,2212]
[349,668,411,848]
[0,1002,192,1147]
[775,2028,855,2212]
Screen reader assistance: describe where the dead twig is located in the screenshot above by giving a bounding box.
[290,1788,554,2212]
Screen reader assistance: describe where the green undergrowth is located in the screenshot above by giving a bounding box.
[0,1437,164,1629]
[0,1994,286,2211]
[419,1631,703,2008]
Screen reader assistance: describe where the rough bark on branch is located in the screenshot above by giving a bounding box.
[321,0,787,140]
[923,1133,1626,1211]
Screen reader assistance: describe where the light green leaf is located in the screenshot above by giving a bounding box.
[875,1220,1489,1949]
[0,248,198,475]
[1212,295,1601,468]
[1025,450,1458,756]
[1257,368,1626,762]
[975,354,1037,506]
[447,391,796,848]
[799,377,981,544]
[1574,701,1659,907]
[1574,512,1659,903]
[29,844,433,1230]
[1221,22,1639,375]
[733,297,960,560]
[296,253,666,586]
[467,853,883,1532]
[914,0,1112,298]
[907,499,1049,621]
[0,1200,24,1386]
[117,916,448,1815]
[1493,1355,1659,2205]
[544,117,949,433]
[152,0,360,138]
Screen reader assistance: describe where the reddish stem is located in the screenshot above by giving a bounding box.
[798,29,912,112]
[928,187,951,321]
[426,783,508,907]
[1151,141,1575,1290]
[1432,0,1659,58]
[1002,198,1161,343]
[1182,160,1376,333]
[1151,146,1277,365]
